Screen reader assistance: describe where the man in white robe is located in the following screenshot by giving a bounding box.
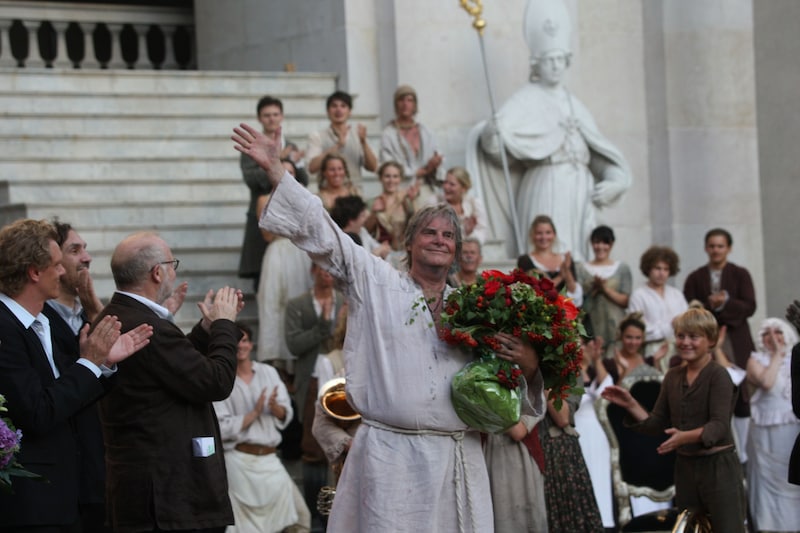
[232,122,546,533]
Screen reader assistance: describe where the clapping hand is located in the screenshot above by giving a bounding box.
[81,315,154,367]
[76,269,105,322]
[163,281,188,315]
[108,323,153,364]
[198,287,242,330]
[591,274,606,295]
[372,196,386,213]
[80,315,121,367]
[463,215,477,237]
[426,152,443,174]
[267,387,280,416]
[708,291,726,310]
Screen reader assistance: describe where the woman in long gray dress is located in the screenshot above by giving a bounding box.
[576,225,631,357]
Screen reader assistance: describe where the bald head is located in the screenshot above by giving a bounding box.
[111,232,170,292]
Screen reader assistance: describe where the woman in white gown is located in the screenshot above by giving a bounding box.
[745,317,800,532]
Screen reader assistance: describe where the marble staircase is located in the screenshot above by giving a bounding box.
[0,68,383,330]
[0,68,515,333]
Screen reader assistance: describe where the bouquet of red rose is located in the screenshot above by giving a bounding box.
[440,269,585,433]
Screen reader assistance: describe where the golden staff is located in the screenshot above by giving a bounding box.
[459,0,525,256]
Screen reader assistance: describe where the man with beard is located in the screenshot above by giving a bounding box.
[95,232,244,533]
[42,220,113,531]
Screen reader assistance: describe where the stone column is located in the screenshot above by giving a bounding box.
[753,0,800,315]
[659,0,766,320]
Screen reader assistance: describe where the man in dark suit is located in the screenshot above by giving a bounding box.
[683,227,756,461]
[0,218,151,532]
[96,231,243,533]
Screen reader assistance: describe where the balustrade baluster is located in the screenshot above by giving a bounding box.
[25,19,42,68]
[81,21,95,69]
[107,23,124,69]
[52,21,70,68]
[162,24,177,70]
[0,19,14,68]
[135,24,149,69]
[0,5,193,71]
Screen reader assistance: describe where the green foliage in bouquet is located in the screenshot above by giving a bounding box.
[451,357,523,433]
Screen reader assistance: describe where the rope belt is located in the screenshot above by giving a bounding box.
[362,418,476,533]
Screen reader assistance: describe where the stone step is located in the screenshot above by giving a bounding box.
[87,246,242,276]
[0,200,248,228]
[0,92,381,129]
[0,159,244,181]
[0,114,331,138]
[0,179,248,204]
[0,131,384,160]
[0,162,379,200]
[0,137,255,160]
[0,156,381,183]
[0,68,395,337]
[77,223,245,250]
[0,92,333,117]
[89,272,252,301]
[3,69,338,97]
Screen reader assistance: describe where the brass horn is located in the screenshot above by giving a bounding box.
[316,377,360,516]
[318,377,360,422]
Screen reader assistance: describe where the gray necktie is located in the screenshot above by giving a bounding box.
[31,319,59,378]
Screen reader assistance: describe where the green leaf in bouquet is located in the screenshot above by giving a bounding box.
[451,359,521,434]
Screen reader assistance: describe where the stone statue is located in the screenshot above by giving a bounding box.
[466,0,632,261]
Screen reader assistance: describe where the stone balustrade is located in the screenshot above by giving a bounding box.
[0,1,195,70]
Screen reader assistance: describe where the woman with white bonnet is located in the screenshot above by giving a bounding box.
[745,317,800,532]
